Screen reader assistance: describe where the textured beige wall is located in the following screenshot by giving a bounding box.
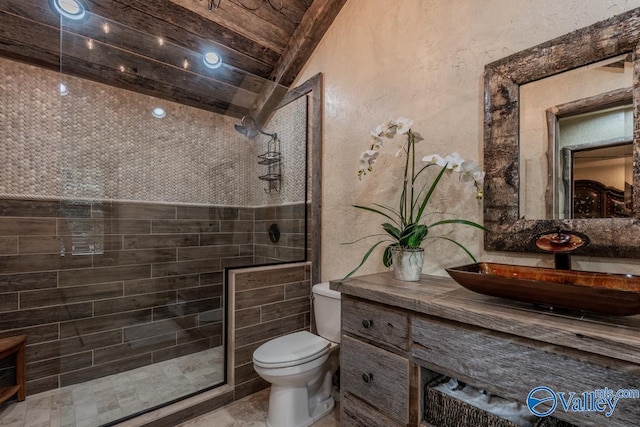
[295,0,640,281]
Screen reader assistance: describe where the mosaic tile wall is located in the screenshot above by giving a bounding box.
[0,57,307,208]
[247,98,308,206]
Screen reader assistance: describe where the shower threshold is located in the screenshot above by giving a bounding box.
[0,346,224,427]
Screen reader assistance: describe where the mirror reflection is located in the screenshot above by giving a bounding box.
[570,142,633,218]
[519,54,633,220]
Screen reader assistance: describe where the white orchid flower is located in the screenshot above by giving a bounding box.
[370,134,383,149]
[461,160,485,183]
[395,117,413,134]
[358,150,380,178]
[422,153,446,166]
[443,152,465,171]
[460,159,485,199]
[374,120,396,138]
[411,131,424,143]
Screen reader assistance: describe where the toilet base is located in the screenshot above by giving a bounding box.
[265,384,335,427]
[309,395,335,424]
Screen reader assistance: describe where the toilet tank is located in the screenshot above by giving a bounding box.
[312,282,341,343]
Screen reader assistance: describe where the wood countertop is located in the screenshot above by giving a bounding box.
[330,272,640,365]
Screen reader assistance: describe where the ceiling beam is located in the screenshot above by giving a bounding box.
[253,0,347,126]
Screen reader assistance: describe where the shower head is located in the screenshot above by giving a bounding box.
[234,116,276,139]
[234,116,259,138]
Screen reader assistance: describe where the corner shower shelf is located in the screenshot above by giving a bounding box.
[258,151,281,165]
[258,135,282,193]
[259,173,281,181]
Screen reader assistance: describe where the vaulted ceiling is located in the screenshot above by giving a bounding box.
[0,0,347,118]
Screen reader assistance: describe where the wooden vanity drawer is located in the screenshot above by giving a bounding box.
[341,335,409,424]
[342,296,409,350]
[340,392,403,427]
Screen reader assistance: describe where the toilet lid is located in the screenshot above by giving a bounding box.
[253,331,330,368]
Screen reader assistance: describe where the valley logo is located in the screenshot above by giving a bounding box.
[527,386,639,418]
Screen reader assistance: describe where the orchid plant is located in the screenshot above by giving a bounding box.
[344,117,487,280]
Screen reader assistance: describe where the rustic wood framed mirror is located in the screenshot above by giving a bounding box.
[483,8,640,257]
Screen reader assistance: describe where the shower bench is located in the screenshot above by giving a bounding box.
[0,335,26,404]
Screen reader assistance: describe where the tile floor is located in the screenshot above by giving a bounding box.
[176,387,340,427]
[0,346,225,427]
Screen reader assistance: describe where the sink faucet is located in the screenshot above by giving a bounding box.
[534,228,589,270]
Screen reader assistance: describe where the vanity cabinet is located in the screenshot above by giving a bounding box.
[340,296,411,426]
[333,272,640,427]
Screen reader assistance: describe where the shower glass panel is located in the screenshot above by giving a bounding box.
[0,7,309,427]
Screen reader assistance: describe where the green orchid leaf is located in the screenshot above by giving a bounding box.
[353,204,400,226]
[398,223,415,246]
[414,165,448,224]
[406,224,428,247]
[372,203,402,219]
[428,236,478,263]
[383,244,396,267]
[341,240,390,281]
[429,218,489,232]
[397,223,428,247]
[412,163,435,182]
[382,223,401,239]
[341,233,390,245]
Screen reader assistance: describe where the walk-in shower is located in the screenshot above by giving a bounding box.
[0,5,314,427]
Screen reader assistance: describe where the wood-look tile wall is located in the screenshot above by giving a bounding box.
[230,263,311,400]
[0,198,306,396]
[254,204,308,265]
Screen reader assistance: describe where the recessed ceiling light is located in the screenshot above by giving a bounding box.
[51,0,86,21]
[152,107,166,119]
[203,51,222,69]
[59,83,69,96]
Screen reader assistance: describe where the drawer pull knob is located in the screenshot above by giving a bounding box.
[362,373,373,383]
[362,319,373,328]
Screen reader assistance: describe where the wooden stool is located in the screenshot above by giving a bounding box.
[0,335,26,404]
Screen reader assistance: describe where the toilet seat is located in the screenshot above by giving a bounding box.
[253,331,330,369]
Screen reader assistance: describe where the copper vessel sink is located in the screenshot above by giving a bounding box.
[446,263,640,316]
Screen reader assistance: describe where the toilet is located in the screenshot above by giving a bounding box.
[253,282,341,427]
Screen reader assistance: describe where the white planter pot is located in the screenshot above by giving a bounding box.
[391,247,424,281]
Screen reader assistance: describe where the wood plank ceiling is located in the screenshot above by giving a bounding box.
[0,0,347,118]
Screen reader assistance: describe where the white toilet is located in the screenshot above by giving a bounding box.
[253,282,341,427]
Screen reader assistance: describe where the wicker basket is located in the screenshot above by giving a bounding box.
[425,387,578,427]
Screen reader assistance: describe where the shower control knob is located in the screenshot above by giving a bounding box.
[362,373,373,383]
[362,319,373,329]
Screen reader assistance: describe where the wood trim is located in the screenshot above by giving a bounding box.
[270,0,347,87]
[276,73,323,284]
[251,0,345,126]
